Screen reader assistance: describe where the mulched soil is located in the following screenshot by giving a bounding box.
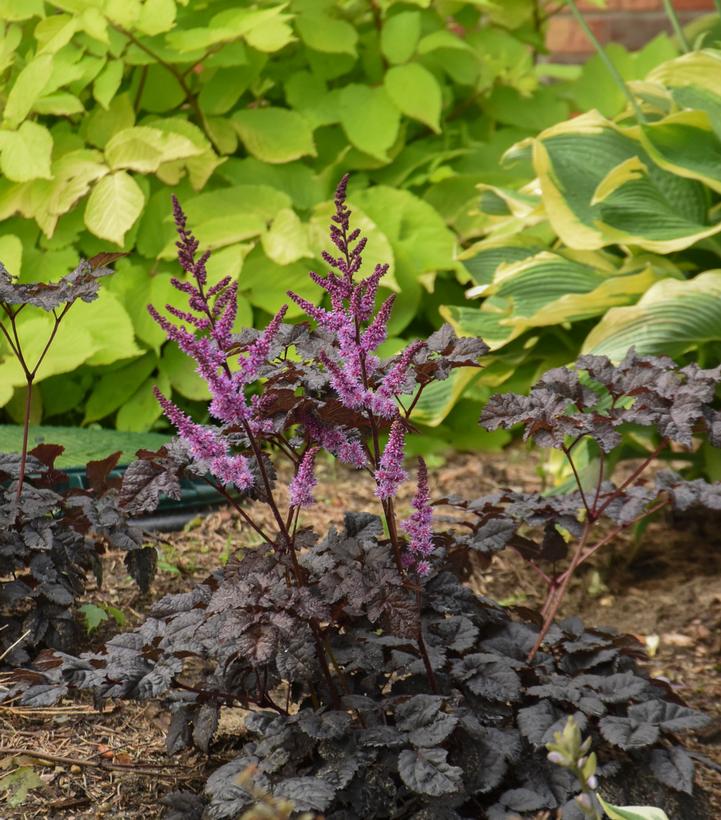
[2,449,720,818]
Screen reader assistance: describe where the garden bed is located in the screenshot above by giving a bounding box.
[2,448,720,818]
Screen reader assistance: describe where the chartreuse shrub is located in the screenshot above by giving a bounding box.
[0,0,571,438]
[6,180,717,818]
[0,254,153,664]
[444,40,721,465]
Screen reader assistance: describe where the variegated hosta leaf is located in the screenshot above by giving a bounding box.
[583,270,721,360]
[458,235,545,287]
[638,110,721,194]
[647,49,721,138]
[530,111,715,252]
[443,250,673,350]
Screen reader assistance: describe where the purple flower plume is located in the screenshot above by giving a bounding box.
[401,458,434,575]
[289,447,319,507]
[375,418,407,500]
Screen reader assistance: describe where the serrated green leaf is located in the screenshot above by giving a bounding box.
[160,343,210,400]
[0,121,53,182]
[261,208,312,264]
[338,84,400,161]
[380,12,420,64]
[85,93,135,149]
[84,171,145,245]
[352,186,455,283]
[0,233,22,275]
[71,289,142,366]
[295,11,358,56]
[0,313,97,387]
[231,108,316,163]
[116,370,170,431]
[3,53,53,127]
[84,353,157,423]
[32,92,84,116]
[105,126,204,172]
[93,60,124,109]
[384,63,442,132]
[137,0,176,36]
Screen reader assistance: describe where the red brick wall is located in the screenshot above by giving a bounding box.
[547,0,716,60]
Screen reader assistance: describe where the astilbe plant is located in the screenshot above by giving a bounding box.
[4,179,715,819]
[0,256,154,664]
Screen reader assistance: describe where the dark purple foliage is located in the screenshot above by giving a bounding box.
[3,177,717,818]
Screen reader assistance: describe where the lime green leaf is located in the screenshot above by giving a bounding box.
[71,289,143,366]
[261,208,312,264]
[0,233,22,275]
[597,797,669,820]
[85,93,135,149]
[32,92,84,116]
[105,126,204,172]
[3,53,53,127]
[137,0,177,36]
[0,0,43,20]
[116,371,170,432]
[0,314,97,387]
[158,185,289,257]
[0,121,53,182]
[339,84,400,161]
[79,6,109,42]
[583,270,721,360]
[295,11,358,56]
[384,63,442,133]
[35,13,77,54]
[93,60,124,109]
[84,171,145,245]
[160,343,210,400]
[84,352,157,423]
[239,248,315,317]
[104,0,141,28]
[381,12,421,64]
[47,149,109,217]
[352,186,456,283]
[213,5,295,53]
[231,108,315,164]
[79,602,109,633]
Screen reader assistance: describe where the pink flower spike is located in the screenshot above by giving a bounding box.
[361,294,395,353]
[210,454,254,490]
[289,447,319,508]
[401,458,434,568]
[287,291,338,330]
[240,304,287,383]
[154,388,225,462]
[374,418,407,500]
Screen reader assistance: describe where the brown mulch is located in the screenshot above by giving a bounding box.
[1,449,720,818]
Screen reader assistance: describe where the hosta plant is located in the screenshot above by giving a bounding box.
[443,42,721,462]
[0,256,155,664]
[5,180,714,818]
